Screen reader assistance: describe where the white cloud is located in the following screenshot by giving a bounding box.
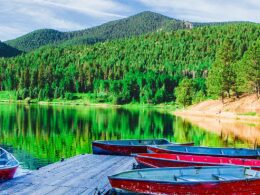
[137,0,260,22]
[0,26,26,42]
[0,0,129,41]
[0,0,259,41]
[33,0,128,18]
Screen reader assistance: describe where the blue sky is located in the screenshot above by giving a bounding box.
[1,0,260,41]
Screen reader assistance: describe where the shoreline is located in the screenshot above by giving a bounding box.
[173,110,260,146]
[174,110,260,124]
[0,99,177,111]
[174,94,260,125]
[1,96,259,124]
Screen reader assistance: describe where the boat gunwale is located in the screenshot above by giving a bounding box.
[93,139,170,147]
[135,154,260,169]
[148,145,260,157]
[0,148,19,170]
[108,166,260,184]
[109,176,260,185]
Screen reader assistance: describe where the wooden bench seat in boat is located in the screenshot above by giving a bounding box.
[212,174,242,181]
[174,175,208,182]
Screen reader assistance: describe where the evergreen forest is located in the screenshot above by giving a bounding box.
[0,16,259,106]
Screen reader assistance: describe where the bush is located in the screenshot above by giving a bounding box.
[175,78,195,107]
[38,89,45,100]
[192,91,206,104]
[65,92,74,100]
[16,88,29,100]
[112,95,129,105]
[154,87,165,103]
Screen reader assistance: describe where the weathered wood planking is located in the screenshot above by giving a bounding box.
[0,154,135,195]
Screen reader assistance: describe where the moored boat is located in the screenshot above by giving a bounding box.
[92,139,194,156]
[135,153,260,170]
[0,148,19,181]
[147,145,260,158]
[108,166,260,194]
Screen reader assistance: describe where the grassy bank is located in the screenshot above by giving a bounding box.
[0,91,178,111]
[1,91,259,119]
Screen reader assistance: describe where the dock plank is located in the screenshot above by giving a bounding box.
[0,155,135,195]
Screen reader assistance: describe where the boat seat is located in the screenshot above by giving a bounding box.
[245,169,257,177]
[0,159,8,165]
[137,171,144,178]
[174,175,208,182]
[212,174,242,181]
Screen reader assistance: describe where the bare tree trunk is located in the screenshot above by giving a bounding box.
[235,91,239,99]
[256,85,259,99]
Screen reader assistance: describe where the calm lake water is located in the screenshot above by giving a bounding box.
[0,103,252,172]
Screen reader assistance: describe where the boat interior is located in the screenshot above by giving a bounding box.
[0,148,18,168]
[157,145,260,156]
[138,154,260,167]
[96,139,170,146]
[113,167,260,182]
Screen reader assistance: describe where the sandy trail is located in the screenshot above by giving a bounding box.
[174,94,260,146]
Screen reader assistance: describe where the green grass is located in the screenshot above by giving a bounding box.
[239,112,257,116]
[0,91,16,100]
[0,91,178,111]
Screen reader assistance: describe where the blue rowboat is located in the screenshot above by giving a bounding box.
[147,145,260,159]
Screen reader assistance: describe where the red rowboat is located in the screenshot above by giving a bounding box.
[92,139,194,156]
[147,145,260,158]
[0,148,19,181]
[109,166,260,194]
[135,153,260,170]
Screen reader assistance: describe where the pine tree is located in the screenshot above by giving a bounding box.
[241,40,260,98]
[175,78,195,107]
[206,39,236,101]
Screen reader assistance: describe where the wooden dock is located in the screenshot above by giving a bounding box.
[0,154,135,195]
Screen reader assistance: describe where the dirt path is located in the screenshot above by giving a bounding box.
[174,94,260,146]
[175,94,260,123]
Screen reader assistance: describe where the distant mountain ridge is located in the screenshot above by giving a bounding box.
[5,11,192,52]
[4,11,257,55]
[5,29,67,53]
[0,41,21,57]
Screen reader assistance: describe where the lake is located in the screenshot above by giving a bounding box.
[0,103,254,172]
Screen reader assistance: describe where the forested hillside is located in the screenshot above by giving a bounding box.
[0,42,21,57]
[5,29,68,52]
[0,24,259,105]
[5,11,191,52]
[61,11,191,46]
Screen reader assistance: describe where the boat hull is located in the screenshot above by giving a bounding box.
[147,146,259,159]
[135,154,260,171]
[109,178,260,194]
[0,166,18,181]
[93,140,194,156]
[93,142,147,155]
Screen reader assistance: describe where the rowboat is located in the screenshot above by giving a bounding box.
[147,145,260,158]
[0,148,19,181]
[108,166,260,194]
[92,139,193,156]
[135,153,260,170]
